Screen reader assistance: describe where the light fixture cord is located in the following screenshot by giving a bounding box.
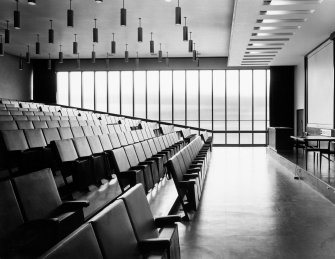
[184,17,187,26]
[16,0,19,11]
[50,20,53,29]
[151,32,153,40]
[37,34,39,41]
[112,33,115,41]
[126,44,128,51]
[190,32,192,40]
[94,18,97,28]
[74,34,77,41]
[123,0,124,8]
[60,44,62,51]
[177,0,179,7]
[139,18,141,27]
[6,20,9,29]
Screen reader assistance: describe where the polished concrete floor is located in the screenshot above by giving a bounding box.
[178,147,335,259]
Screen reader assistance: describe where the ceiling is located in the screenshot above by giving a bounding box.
[0,0,233,59]
[1,0,335,66]
[229,0,335,66]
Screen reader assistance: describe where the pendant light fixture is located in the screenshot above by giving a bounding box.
[92,44,96,63]
[59,45,63,63]
[77,53,80,69]
[26,45,30,64]
[175,0,181,25]
[0,36,4,56]
[183,17,188,41]
[121,0,126,26]
[111,33,116,55]
[192,43,197,61]
[73,34,78,54]
[150,32,154,54]
[48,53,52,70]
[67,0,73,27]
[105,53,110,68]
[48,20,54,44]
[138,18,143,42]
[14,0,20,29]
[125,43,129,63]
[19,54,23,70]
[28,0,36,5]
[158,43,162,62]
[93,18,98,43]
[5,21,10,44]
[35,34,40,54]
[188,31,193,52]
[166,52,169,66]
[135,52,139,67]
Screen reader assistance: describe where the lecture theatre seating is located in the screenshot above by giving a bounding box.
[0,97,212,257]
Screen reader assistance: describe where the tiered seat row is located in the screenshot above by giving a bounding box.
[167,136,212,220]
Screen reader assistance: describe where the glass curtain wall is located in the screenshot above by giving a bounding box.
[57,69,269,145]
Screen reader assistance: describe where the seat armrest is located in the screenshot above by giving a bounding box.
[187,168,201,173]
[139,238,170,253]
[58,200,90,212]
[154,215,182,227]
[179,180,196,186]
[183,173,198,180]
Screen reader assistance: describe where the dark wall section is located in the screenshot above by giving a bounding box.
[0,54,32,100]
[270,66,295,128]
[32,60,57,104]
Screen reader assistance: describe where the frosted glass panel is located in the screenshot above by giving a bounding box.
[160,71,172,122]
[213,70,225,130]
[70,72,81,108]
[173,71,185,125]
[147,71,159,120]
[82,72,94,110]
[254,70,266,122]
[108,72,120,114]
[200,70,212,130]
[121,71,133,116]
[134,71,146,118]
[187,70,199,121]
[57,72,69,106]
[240,70,252,130]
[95,72,107,112]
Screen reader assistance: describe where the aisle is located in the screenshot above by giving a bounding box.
[178,147,335,259]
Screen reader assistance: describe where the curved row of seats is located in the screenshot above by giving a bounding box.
[167,136,211,220]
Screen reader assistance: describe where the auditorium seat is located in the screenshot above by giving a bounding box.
[110,147,146,192]
[43,128,61,145]
[13,168,89,239]
[39,224,104,259]
[17,120,34,130]
[58,127,74,140]
[47,120,60,128]
[59,120,70,128]
[33,120,48,129]
[82,125,94,136]
[90,200,167,259]
[0,121,18,130]
[0,115,13,121]
[120,184,181,259]
[71,126,85,138]
[109,132,122,148]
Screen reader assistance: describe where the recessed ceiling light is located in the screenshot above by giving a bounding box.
[260,10,315,15]
[242,60,270,63]
[28,0,36,5]
[257,18,307,23]
[241,63,269,66]
[246,51,278,54]
[248,43,284,46]
[250,38,290,41]
[264,0,323,5]
[243,58,274,60]
[252,32,294,36]
[247,47,282,50]
[254,26,301,30]
[244,54,276,57]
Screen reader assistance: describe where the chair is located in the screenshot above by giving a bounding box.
[39,224,104,259]
[0,121,18,130]
[17,120,34,129]
[71,126,85,138]
[69,120,80,127]
[319,141,335,169]
[109,132,122,148]
[82,125,94,136]
[33,120,48,129]
[47,120,60,128]
[90,200,167,259]
[13,168,89,241]
[120,184,181,259]
[58,127,74,140]
[59,120,70,127]
[141,140,166,179]
[117,132,129,146]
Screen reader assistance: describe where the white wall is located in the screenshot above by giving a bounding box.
[294,59,305,135]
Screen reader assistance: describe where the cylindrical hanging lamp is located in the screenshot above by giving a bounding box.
[111,33,116,54]
[35,34,40,54]
[49,20,54,44]
[175,0,181,25]
[188,32,193,52]
[92,44,96,63]
[0,36,4,56]
[150,32,154,54]
[125,44,129,62]
[26,45,30,64]
[5,21,10,43]
[73,34,78,54]
[93,18,98,43]
[48,53,52,70]
[158,43,162,62]
[28,0,36,5]
[14,0,20,29]
[67,0,74,27]
[121,0,126,26]
[59,45,63,63]
[19,54,23,70]
[138,18,143,42]
[192,43,197,61]
[183,17,188,41]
